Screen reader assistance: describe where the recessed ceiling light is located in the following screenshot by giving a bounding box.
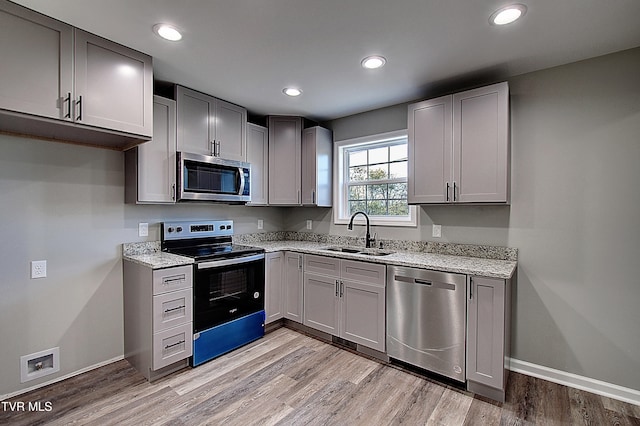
[283,88,302,97]
[489,4,527,25]
[361,55,387,69]
[153,24,183,41]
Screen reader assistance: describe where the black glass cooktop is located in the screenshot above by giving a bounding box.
[167,243,263,261]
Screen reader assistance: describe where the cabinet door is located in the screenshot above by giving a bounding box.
[302,126,333,207]
[453,82,509,203]
[268,116,302,205]
[176,85,215,155]
[246,123,269,206]
[408,95,452,204]
[283,252,303,322]
[341,279,385,352]
[303,272,340,335]
[265,252,284,324]
[467,276,506,389]
[74,29,152,137]
[215,99,246,162]
[135,96,176,203]
[0,1,73,119]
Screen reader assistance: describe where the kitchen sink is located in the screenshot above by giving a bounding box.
[322,246,395,256]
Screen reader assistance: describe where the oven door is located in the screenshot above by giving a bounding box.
[193,253,265,332]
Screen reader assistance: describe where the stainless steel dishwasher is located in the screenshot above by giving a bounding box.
[386,265,467,382]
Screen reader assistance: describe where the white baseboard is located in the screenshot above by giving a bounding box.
[509,357,640,406]
[1,355,124,401]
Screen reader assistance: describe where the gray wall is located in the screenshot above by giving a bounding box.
[0,136,283,397]
[295,47,640,391]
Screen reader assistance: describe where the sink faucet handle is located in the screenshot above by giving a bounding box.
[370,233,377,243]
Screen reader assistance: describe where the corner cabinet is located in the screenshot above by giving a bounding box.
[268,116,303,205]
[283,252,304,322]
[176,85,247,162]
[123,262,193,381]
[246,123,269,206]
[0,0,153,149]
[265,252,284,324]
[303,254,386,352]
[466,275,512,402]
[302,126,333,207]
[125,96,177,204]
[408,82,509,204]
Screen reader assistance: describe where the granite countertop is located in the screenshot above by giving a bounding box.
[252,241,516,279]
[122,237,517,279]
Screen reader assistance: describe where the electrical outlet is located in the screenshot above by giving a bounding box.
[257,219,264,230]
[31,260,47,279]
[138,222,149,237]
[432,224,442,238]
[306,220,313,230]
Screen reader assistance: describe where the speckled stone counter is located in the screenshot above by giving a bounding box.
[250,240,516,279]
[122,234,517,278]
[122,241,193,269]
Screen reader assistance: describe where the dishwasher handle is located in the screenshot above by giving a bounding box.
[393,275,456,291]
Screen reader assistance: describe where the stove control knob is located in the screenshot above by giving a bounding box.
[176,226,183,232]
[167,227,175,233]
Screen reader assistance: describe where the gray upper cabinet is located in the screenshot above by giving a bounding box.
[302,126,333,207]
[466,275,511,402]
[125,96,177,204]
[268,116,302,205]
[408,82,509,204]
[0,0,153,148]
[73,30,153,137]
[0,1,73,120]
[176,85,247,162]
[246,123,269,206]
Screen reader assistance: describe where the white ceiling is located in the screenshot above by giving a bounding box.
[12,0,640,121]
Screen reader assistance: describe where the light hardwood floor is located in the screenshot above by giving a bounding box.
[1,327,639,425]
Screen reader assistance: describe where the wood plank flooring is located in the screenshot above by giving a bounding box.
[1,327,638,425]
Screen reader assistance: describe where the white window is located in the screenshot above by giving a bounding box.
[334,130,417,227]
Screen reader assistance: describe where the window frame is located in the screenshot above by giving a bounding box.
[333,130,418,227]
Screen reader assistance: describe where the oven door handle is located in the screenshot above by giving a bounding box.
[197,253,265,269]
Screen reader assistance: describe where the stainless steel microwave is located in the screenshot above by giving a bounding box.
[177,152,250,203]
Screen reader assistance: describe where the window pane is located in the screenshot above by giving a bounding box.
[368,147,388,164]
[349,150,367,167]
[349,201,366,214]
[389,160,407,179]
[367,200,388,215]
[349,166,367,181]
[390,144,407,162]
[389,199,409,216]
[367,184,388,200]
[368,164,388,180]
[348,185,366,200]
[388,183,408,199]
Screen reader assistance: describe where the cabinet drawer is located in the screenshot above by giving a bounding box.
[341,260,386,287]
[153,289,192,333]
[304,254,340,277]
[153,265,193,295]
[153,322,192,370]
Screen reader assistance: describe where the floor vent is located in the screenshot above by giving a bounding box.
[20,347,60,383]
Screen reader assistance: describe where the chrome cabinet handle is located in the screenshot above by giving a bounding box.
[340,281,344,297]
[453,182,457,202]
[469,277,473,300]
[446,182,450,202]
[312,190,316,204]
[210,141,216,156]
[76,96,82,121]
[216,141,221,157]
[335,280,339,297]
[164,340,185,350]
[164,305,185,314]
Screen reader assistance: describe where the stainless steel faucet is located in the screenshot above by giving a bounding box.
[347,211,375,248]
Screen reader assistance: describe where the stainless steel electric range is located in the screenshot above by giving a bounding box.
[161,220,265,366]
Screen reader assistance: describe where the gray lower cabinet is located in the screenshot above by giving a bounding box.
[246,123,269,206]
[265,252,284,324]
[125,96,177,204]
[123,262,193,381]
[0,0,153,148]
[303,254,386,352]
[283,252,304,322]
[176,85,247,161]
[466,275,511,402]
[408,82,509,204]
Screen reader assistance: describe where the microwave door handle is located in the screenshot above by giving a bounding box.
[198,253,265,269]
[238,167,245,195]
